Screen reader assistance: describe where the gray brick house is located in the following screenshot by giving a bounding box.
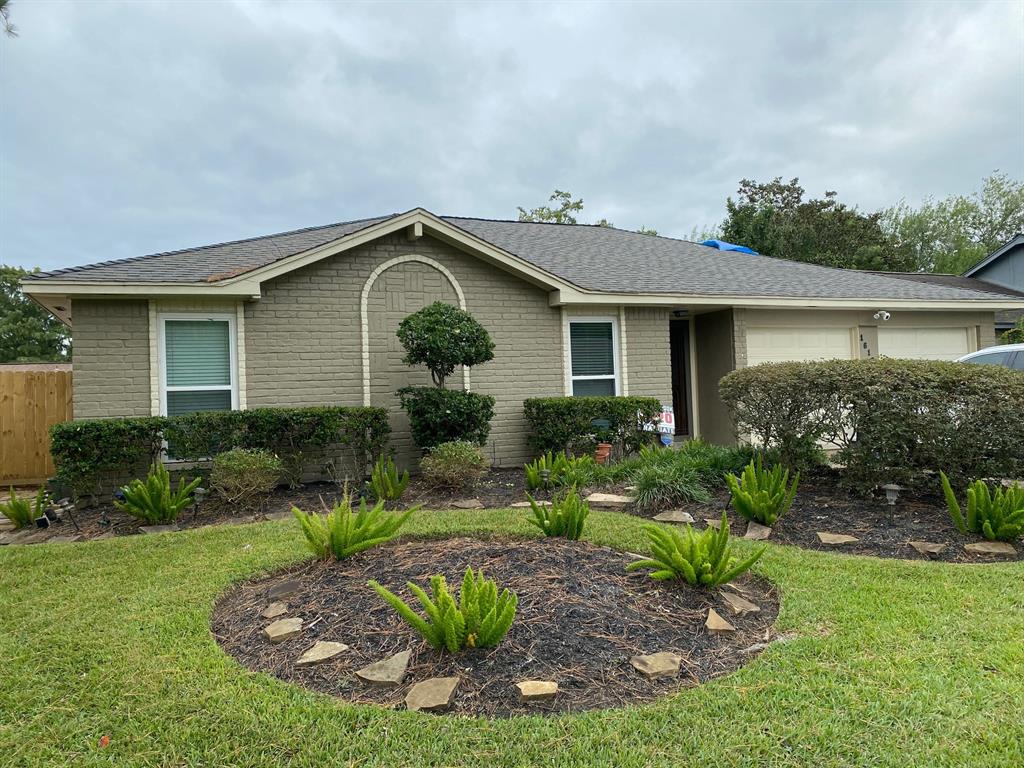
[22,209,1024,466]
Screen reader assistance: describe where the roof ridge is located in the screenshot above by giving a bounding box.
[442,214,712,248]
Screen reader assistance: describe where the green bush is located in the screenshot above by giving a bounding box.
[526,486,590,539]
[1001,317,1024,344]
[293,493,413,559]
[524,451,563,491]
[397,387,495,449]
[626,513,766,587]
[419,440,490,491]
[526,451,608,490]
[720,358,1024,491]
[369,567,517,652]
[115,461,201,525]
[209,448,282,507]
[396,302,495,388]
[0,487,47,529]
[726,457,799,526]
[523,396,663,456]
[941,472,1024,542]
[369,455,409,502]
[632,462,712,510]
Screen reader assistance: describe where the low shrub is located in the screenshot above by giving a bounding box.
[369,567,517,652]
[523,396,662,457]
[370,455,409,502]
[398,387,495,449]
[419,440,489,491]
[209,448,282,507]
[632,462,712,510]
[525,486,590,539]
[721,358,1024,491]
[941,472,1024,542]
[293,493,413,559]
[115,461,201,525]
[626,513,766,587]
[0,487,47,529]
[726,457,799,526]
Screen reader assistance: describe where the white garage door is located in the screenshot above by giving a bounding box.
[877,327,970,360]
[746,326,855,365]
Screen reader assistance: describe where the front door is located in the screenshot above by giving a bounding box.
[669,319,690,437]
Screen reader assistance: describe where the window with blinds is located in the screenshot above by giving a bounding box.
[569,320,618,396]
[162,318,235,416]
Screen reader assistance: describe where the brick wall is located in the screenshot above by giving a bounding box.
[623,307,672,402]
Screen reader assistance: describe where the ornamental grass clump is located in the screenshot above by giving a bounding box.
[370,567,517,652]
[114,461,201,525]
[293,493,414,560]
[369,455,409,502]
[419,440,489,491]
[526,486,589,539]
[210,448,282,508]
[940,472,1024,542]
[626,513,766,587]
[632,462,712,510]
[725,457,800,526]
[0,487,46,529]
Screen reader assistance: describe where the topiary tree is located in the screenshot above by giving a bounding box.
[396,302,497,449]
[396,302,495,388]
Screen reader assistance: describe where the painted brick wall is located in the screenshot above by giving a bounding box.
[624,307,672,403]
[71,299,151,419]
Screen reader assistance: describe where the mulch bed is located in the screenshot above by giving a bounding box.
[640,477,1024,563]
[211,537,780,718]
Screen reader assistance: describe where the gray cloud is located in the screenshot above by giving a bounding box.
[1,0,1021,270]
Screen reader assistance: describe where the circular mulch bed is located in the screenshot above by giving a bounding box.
[212,537,780,717]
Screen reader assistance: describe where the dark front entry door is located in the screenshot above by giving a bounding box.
[669,319,690,436]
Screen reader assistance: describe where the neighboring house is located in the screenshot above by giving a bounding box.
[21,209,1024,464]
[962,233,1024,336]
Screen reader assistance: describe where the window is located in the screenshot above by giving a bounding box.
[569,318,619,396]
[160,315,237,416]
[962,351,1009,368]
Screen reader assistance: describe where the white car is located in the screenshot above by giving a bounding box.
[956,343,1024,370]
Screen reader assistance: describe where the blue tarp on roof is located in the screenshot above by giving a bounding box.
[702,239,759,255]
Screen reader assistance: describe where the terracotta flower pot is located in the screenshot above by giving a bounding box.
[594,442,613,465]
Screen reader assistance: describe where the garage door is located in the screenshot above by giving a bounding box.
[877,327,970,361]
[746,326,855,365]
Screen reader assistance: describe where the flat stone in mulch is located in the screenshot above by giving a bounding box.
[212,537,779,717]
[744,522,772,540]
[406,677,460,712]
[964,541,1017,558]
[296,640,348,667]
[355,650,411,687]
[653,510,695,524]
[264,617,302,643]
[817,532,859,545]
[585,492,636,509]
[261,602,288,619]
[908,541,947,558]
[705,608,735,632]
[629,652,682,680]
[450,498,484,510]
[516,680,558,703]
[721,591,760,616]
[139,524,181,535]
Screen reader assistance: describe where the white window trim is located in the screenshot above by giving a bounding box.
[157,312,239,417]
[567,316,620,397]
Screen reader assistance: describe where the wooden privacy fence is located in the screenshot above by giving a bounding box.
[0,364,73,485]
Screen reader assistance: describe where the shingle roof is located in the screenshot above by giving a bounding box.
[24,212,1024,303]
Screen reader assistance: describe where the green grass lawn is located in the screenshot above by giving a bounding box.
[1,509,1022,767]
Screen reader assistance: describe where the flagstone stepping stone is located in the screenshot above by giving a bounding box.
[295,640,349,667]
[704,517,723,530]
[405,676,460,712]
[653,510,695,524]
[964,541,1017,558]
[744,521,772,540]
[516,680,558,703]
[355,649,411,687]
[139,524,180,535]
[46,534,85,544]
[908,541,947,558]
[586,492,635,509]
[264,510,293,522]
[510,500,551,508]
[261,602,288,619]
[705,608,736,632]
[452,498,484,509]
[629,651,682,680]
[268,579,302,599]
[816,532,858,545]
[264,617,302,643]
[721,591,760,616]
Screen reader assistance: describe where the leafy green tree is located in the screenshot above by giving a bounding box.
[517,190,584,224]
[882,172,1024,274]
[1001,317,1024,345]
[0,265,71,362]
[719,178,908,271]
[1,0,17,38]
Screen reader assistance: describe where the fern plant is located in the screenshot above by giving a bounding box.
[370,567,517,652]
[626,513,766,587]
[293,493,414,559]
[526,486,589,539]
[115,461,200,524]
[725,457,799,525]
[369,455,409,502]
[0,487,47,529]
[941,472,1024,542]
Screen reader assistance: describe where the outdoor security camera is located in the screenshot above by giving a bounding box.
[873,310,891,322]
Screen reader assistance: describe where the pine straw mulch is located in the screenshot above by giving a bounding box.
[211,537,780,718]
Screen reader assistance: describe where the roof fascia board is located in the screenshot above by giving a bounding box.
[963,233,1024,276]
[21,282,262,298]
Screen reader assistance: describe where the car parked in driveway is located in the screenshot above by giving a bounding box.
[957,343,1024,370]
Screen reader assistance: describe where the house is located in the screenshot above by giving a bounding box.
[21,209,1024,465]
[962,233,1024,336]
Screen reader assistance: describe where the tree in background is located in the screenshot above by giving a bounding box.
[517,189,657,234]
[0,266,71,362]
[882,172,1024,275]
[1,0,17,37]
[1001,317,1024,345]
[719,177,909,271]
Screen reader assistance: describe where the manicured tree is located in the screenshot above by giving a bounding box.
[396,302,496,449]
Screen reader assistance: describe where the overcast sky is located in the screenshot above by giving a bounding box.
[1,0,1021,272]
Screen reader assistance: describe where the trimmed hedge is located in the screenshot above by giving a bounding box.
[719,358,1024,491]
[50,406,390,501]
[523,396,662,456]
[397,387,495,449]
